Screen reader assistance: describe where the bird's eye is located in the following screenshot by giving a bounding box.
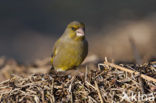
[71,27,76,31]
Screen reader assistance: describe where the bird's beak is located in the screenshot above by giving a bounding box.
[76,28,85,36]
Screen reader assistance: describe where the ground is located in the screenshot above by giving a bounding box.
[0,56,156,103]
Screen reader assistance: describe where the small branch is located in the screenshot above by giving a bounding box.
[94,81,104,103]
[85,81,96,90]
[69,76,75,103]
[150,61,156,64]
[85,66,88,82]
[104,62,156,83]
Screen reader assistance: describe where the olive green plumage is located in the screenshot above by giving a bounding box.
[51,21,88,71]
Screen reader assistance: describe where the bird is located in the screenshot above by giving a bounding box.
[50,21,88,71]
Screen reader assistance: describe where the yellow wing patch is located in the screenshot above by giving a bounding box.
[51,39,60,64]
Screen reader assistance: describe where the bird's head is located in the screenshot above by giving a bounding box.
[64,21,85,41]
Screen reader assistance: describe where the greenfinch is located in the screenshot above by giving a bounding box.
[51,21,88,71]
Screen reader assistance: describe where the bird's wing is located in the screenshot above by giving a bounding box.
[50,39,61,64]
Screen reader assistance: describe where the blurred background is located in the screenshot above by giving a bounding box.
[1,0,156,64]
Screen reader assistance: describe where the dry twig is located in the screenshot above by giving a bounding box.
[104,62,156,83]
